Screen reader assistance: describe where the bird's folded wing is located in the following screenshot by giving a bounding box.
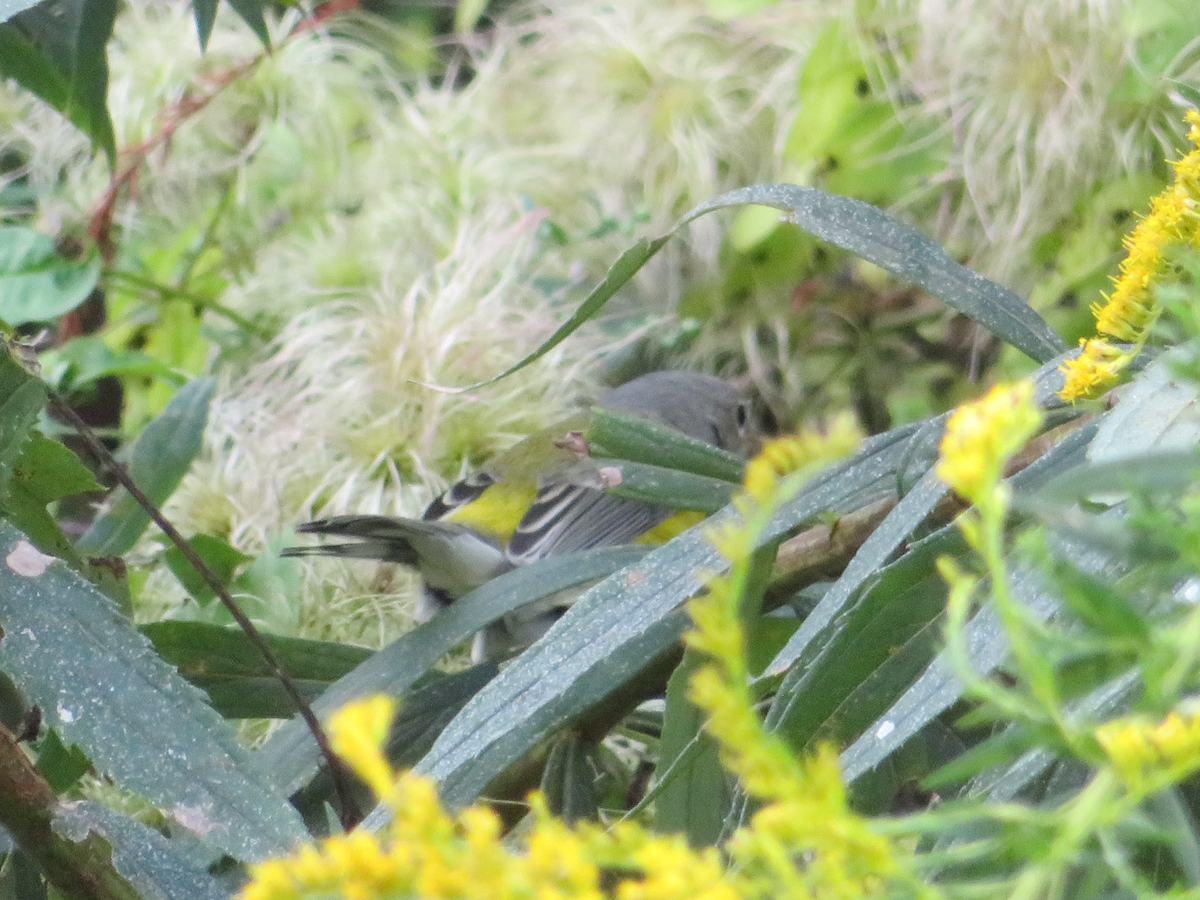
[505,483,668,565]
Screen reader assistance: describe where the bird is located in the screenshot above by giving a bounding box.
[282,371,757,658]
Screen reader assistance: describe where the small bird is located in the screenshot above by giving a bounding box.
[283,371,756,658]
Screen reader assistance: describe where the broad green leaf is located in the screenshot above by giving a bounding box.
[654,650,731,845]
[42,335,182,393]
[766,521,957,755]
[0,349,48,501]
[0,0,117,159]
[192,0,218,49]
[451,183,1062,392]
[141,620,373,718]
[1087,351,1200,461]
[6,430,100,564]
[837,567,1059,784]
[0,24,68,105]
[1026,450,1200,507]
[763,465,949,679]
[0,226,100,325]
[52,802,227,900]
[589,407,747,482]
[402,422,934,813]
[76,377,215,555]
[762,362,1088,774]
[294,665,498,824]
[260,546,649,795]
[682,185,1065,364]
[542,733,600,824]
[35,728,90,792]
[142,620,372,683]
[0,520,306,859]
[381,666,499,769]
[162,534,251,604]
[836,422,1102,783]
[953,671,1139,801]
[224,0,270,47]
[1041,553,1152,646]
[1148,789,1200,888]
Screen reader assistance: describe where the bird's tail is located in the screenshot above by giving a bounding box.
[282,514,509,600]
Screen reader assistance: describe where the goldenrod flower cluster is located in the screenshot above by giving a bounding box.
[1095,707,1200,794]
[741,414,862,505]
[240,432,919,900]
[1060,111,1200,402]
[936,380,1043,507]
[686,432,915,900]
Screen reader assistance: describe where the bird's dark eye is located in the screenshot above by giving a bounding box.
[736,402,749,429]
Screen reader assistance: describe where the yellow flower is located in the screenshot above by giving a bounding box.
[328,694,396,799]
[1060,110,1200,402]
[742,415,862,504]
[1096,707,1200,791]
[936,380,1042,506]
[1058,338,1133,403]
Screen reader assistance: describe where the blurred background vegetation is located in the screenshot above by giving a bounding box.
[3,1,1200,898]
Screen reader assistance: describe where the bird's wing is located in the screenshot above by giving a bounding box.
[504,482,668,565]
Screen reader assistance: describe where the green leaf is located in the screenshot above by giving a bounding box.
[449,184,1062,392]
[52,802,228,900]
[0,519,307,860]
[682,185,1065,364]
[766,520,958,756]
[294,665,498,823]
[191,0,217,49]
[141,620,373,683]
[142,620,374,718]
[1042,554,1152,646]
[0,227,100,326]
[224,0,270,47]
[0,349,48,502]
[941,672,1137,815]
[654,650,732,845]
[763,465,949,679]
[1026,450,1200,507]
[6,430,100,563]
[42,335,183,393]
[835,422,1102,783]
[597,458,736,514]
[589,407,747,482]
[387,667,499,766]
[76,377,215,555]
[34,728,91,792]
[260,546,649,795]
[186,675,329,721]
[162,534,251,604]
[446,237,671,390]
[542,733,600,825]
[0,0,118,159]
[0,24,69,106]
[1086,351,1200,461]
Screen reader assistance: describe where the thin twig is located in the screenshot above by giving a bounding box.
[48,393,359,829]
[87,0,363,260]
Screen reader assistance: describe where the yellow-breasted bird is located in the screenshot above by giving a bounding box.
[282,371,757,658]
